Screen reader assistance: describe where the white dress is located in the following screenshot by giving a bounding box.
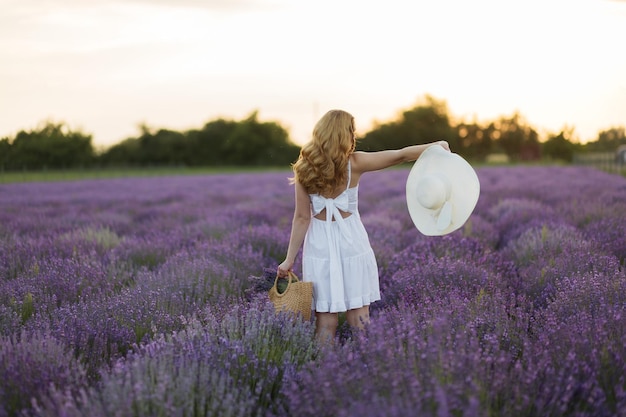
[303,161,381,313]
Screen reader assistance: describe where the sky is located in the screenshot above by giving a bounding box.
[1,0,625,150]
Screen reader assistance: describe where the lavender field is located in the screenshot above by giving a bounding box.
[1,166,625,417]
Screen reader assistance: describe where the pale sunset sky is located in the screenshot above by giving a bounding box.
[1,0,625,150]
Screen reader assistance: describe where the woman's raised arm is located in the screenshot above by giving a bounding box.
[352,141,449,174]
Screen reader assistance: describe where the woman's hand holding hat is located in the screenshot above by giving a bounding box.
[437,140,450,152]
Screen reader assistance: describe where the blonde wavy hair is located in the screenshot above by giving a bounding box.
[291,109,357,195]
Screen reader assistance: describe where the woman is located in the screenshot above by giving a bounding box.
[277,109,449,342]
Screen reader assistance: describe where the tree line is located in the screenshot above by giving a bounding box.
[1,96,625,171]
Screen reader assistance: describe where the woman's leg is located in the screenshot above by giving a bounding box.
[346,305,370,330]
[315,312,338,344]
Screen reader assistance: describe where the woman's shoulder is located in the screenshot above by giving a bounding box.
[349,152,367,169]
[350,151,380,174]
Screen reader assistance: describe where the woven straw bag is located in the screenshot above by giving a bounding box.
[268,272,313,321]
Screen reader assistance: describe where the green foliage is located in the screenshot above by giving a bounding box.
[138,128,188,165]
[584,127,626,152]
[0,138,10,169]
[220,111,299,166]
[97,111,300,168]
[1,121,94,170]
[5,101,625,171]
[186,118,238,165]
[21,293,35,324]
[357,96,544,163]
[65,227,122,253]
[491,113,541,161]
[358,95,457,154]
[456,122,494,161]
[543,130,580,162]
[97,137,142,166]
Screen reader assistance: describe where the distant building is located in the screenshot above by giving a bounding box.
[617,145,626,165]
[485,153,510,164]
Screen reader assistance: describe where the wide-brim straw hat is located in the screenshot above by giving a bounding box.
[406,145,480,236]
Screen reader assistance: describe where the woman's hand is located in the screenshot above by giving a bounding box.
[277,260,293,278]
[437,140,450,152]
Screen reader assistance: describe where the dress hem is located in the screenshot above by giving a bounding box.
[313,293,381,313]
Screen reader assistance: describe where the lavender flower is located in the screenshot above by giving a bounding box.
[0,166,623,416]
[0,330,87,416]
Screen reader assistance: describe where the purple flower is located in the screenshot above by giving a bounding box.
[0,166,624,416]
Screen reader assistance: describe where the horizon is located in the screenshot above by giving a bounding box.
[1,0,625,148]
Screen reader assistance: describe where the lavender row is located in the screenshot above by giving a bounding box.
[0,166,624,416]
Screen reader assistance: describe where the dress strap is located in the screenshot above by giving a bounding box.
[346,159,352,190]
